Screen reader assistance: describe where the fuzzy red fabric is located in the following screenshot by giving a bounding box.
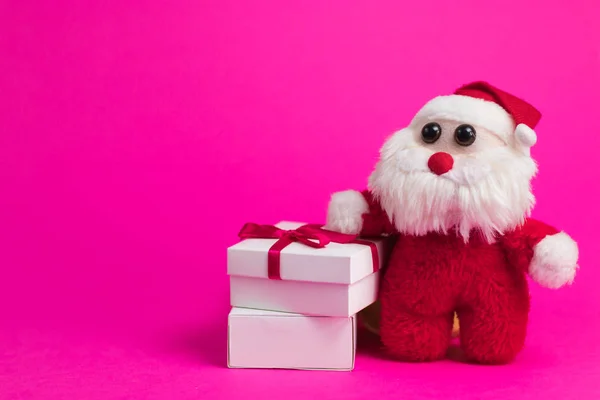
[360,190,558,364]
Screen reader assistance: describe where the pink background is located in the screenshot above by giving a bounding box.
[1,1,600,399]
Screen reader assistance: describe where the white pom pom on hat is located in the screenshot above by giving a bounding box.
[411,81,541,149]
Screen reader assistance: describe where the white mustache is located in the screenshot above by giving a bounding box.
[395,148,430,173]
[396,148,492,186]
[444,157,491,185]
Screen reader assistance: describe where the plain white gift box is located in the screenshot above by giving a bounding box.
[227,221,388,317]
[227,307,356,371]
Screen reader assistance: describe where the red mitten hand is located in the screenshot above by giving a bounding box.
[325,190,369,234]
[502,219,579,289]
[325,189,396,236]
[529,231,579,289]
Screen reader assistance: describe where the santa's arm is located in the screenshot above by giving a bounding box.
[501,219,579,289]
[324,189,396,236]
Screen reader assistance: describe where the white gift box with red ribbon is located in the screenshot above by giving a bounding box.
[227,221,389,317]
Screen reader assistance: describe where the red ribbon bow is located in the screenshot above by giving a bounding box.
[238,222,380,280]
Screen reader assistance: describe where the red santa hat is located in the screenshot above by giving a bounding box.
[412,81,541,148]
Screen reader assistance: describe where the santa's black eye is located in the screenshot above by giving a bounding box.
[421,122,442,144]
[454,124,476,146]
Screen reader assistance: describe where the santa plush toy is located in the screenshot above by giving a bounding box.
[325,81,579,364]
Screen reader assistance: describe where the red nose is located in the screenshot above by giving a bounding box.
[428,152,454,175]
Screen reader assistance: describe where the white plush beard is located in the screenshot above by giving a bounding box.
[368,129,538,243]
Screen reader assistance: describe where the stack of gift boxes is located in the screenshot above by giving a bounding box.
[226,221,389,371]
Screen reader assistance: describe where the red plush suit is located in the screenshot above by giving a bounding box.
[359,190,560,364]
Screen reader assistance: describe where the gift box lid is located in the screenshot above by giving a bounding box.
[227,221,387,285]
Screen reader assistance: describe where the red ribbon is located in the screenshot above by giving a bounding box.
[237,223,380,280]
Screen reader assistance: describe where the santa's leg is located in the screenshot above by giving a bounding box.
[457,295,529,364]
[380,307,454,362]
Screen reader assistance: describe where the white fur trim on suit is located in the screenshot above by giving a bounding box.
[411,95,516,142]
[529,232,579,289]
[325,190,368,234]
